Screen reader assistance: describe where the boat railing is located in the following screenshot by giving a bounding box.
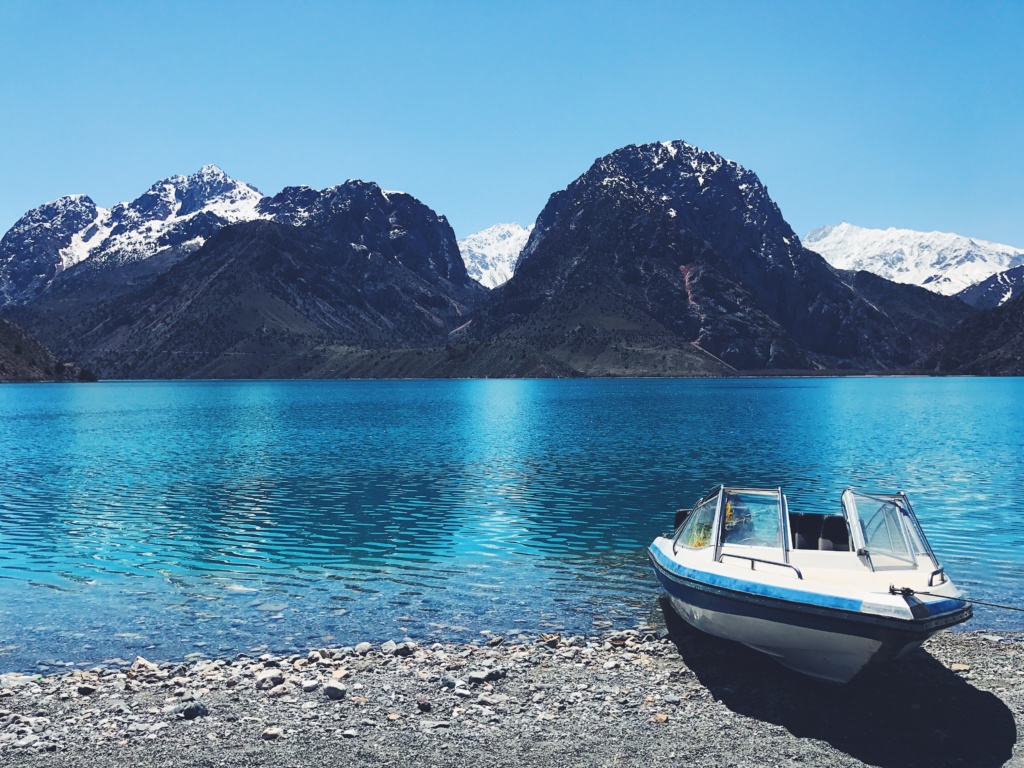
[928,567,947,587]
[719,552,804,580]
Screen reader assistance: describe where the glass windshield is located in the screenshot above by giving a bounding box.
[851,492,916,567]
[677,495,718,550]
[720,490,781,548]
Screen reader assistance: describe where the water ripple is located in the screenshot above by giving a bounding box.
[1,378,1023,671]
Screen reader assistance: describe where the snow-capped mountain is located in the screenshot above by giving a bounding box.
[475,140,959,371]
[804,222,1024,296]
[0,165,265,305]
[457,222,533,288]
[956,263,1024,309]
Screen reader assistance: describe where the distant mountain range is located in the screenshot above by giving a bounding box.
[457,223,532,288]
[805,222,1024,301]
[1,143,1019,379]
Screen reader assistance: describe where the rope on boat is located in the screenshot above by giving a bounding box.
[889,585,1024,613]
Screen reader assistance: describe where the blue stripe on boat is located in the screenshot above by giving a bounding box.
[649,543,969,622]
[648,543,865,613]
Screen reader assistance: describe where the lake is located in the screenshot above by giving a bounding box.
[1,378,1022,673]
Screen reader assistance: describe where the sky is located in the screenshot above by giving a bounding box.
[1,0,1022,245]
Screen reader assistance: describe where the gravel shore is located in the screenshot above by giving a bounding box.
[2,603,1022,768]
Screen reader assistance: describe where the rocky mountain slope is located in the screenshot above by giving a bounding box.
[921,293,1024,375]
[7,182,487,379]
[0,319,94,382]
[0,166,264,305]
[2,146,979,379]
[805,222,1024,297]
[956,264,1024,310]
[471,141,954,372]
[457,223,533,288]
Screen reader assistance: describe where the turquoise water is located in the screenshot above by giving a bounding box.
[1,378,1022,673]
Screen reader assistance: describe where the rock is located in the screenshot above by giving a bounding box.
[393,642,415,657]
[467,670,489,686]
[486,635,505,647]
[417,696,432,713]
[266,683,290,698]
[421,720,450,730]
[324,683,348,701]
[13,733,39,749]
[354,642,373,656]
[341,728,359,738]
[261,727,283,741]
[951,663,971,672]
[380,640,398,655]
[181,701,209,719]
[440,675,464,690]
[307,651,323,664]
[77,683,97,696]
[255,670,285,691]
[653,712,668,723]
[301,679,320,693]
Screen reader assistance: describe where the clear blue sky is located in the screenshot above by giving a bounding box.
[1,0,1021,245]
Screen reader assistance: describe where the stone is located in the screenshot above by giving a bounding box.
[440,675,464,690]
[324,683,348,701]
[181,701,209,720]
[354,642,373,656]
[301,679,320,693]
[261,727,283,740]
[13,733,39,749]
[653,712,669,723]
[951,663,971,672]
[417,696,432,713]
[77,683,97,696]
[393,642,415,657]
[266,683,291,698]
[380,640,398,655]
[341,728,359,738]
[421,720,450,730]
[467,670,489,686]
[255,670,285,691]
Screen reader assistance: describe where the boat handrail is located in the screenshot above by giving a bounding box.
[928,567,947,587]
[718,552,804,580]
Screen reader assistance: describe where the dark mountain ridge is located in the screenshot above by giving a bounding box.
[473,141,956,372]
[1,143,983,379]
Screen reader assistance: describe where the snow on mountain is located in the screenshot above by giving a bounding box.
[804,221,1024,296]
[457,222,533,289]
[0,166,266,305]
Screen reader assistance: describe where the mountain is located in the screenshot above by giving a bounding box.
[457,222,533,288]
[956,264,1024,310]
[0,319,94,383]
[471,140,953,373]
[0,165,265,305]
[921,293,1024,375]
[7,181,486,379]
[805,222,1024,297]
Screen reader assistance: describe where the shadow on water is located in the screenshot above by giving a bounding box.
[658,598,1017,768]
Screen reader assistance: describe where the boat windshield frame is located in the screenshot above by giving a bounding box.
[842,489,942,575]
[713,486,790,563]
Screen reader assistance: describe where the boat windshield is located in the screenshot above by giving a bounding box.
[843,491,936,570]
[720,489,782,548]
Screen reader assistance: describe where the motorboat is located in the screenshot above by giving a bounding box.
[648,486,972,683]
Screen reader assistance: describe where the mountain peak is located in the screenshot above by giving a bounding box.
[804,222,1024,296]
[458,222,533,289]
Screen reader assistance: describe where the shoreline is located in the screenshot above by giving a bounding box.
[2,611,1021,767]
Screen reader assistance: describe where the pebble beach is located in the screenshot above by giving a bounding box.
[1,604,1022,768]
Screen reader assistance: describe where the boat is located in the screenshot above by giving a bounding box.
[648,486,972,683]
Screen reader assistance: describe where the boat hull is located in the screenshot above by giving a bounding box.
[650,547,971,683]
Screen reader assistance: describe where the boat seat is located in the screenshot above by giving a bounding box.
[818,516,851,552]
